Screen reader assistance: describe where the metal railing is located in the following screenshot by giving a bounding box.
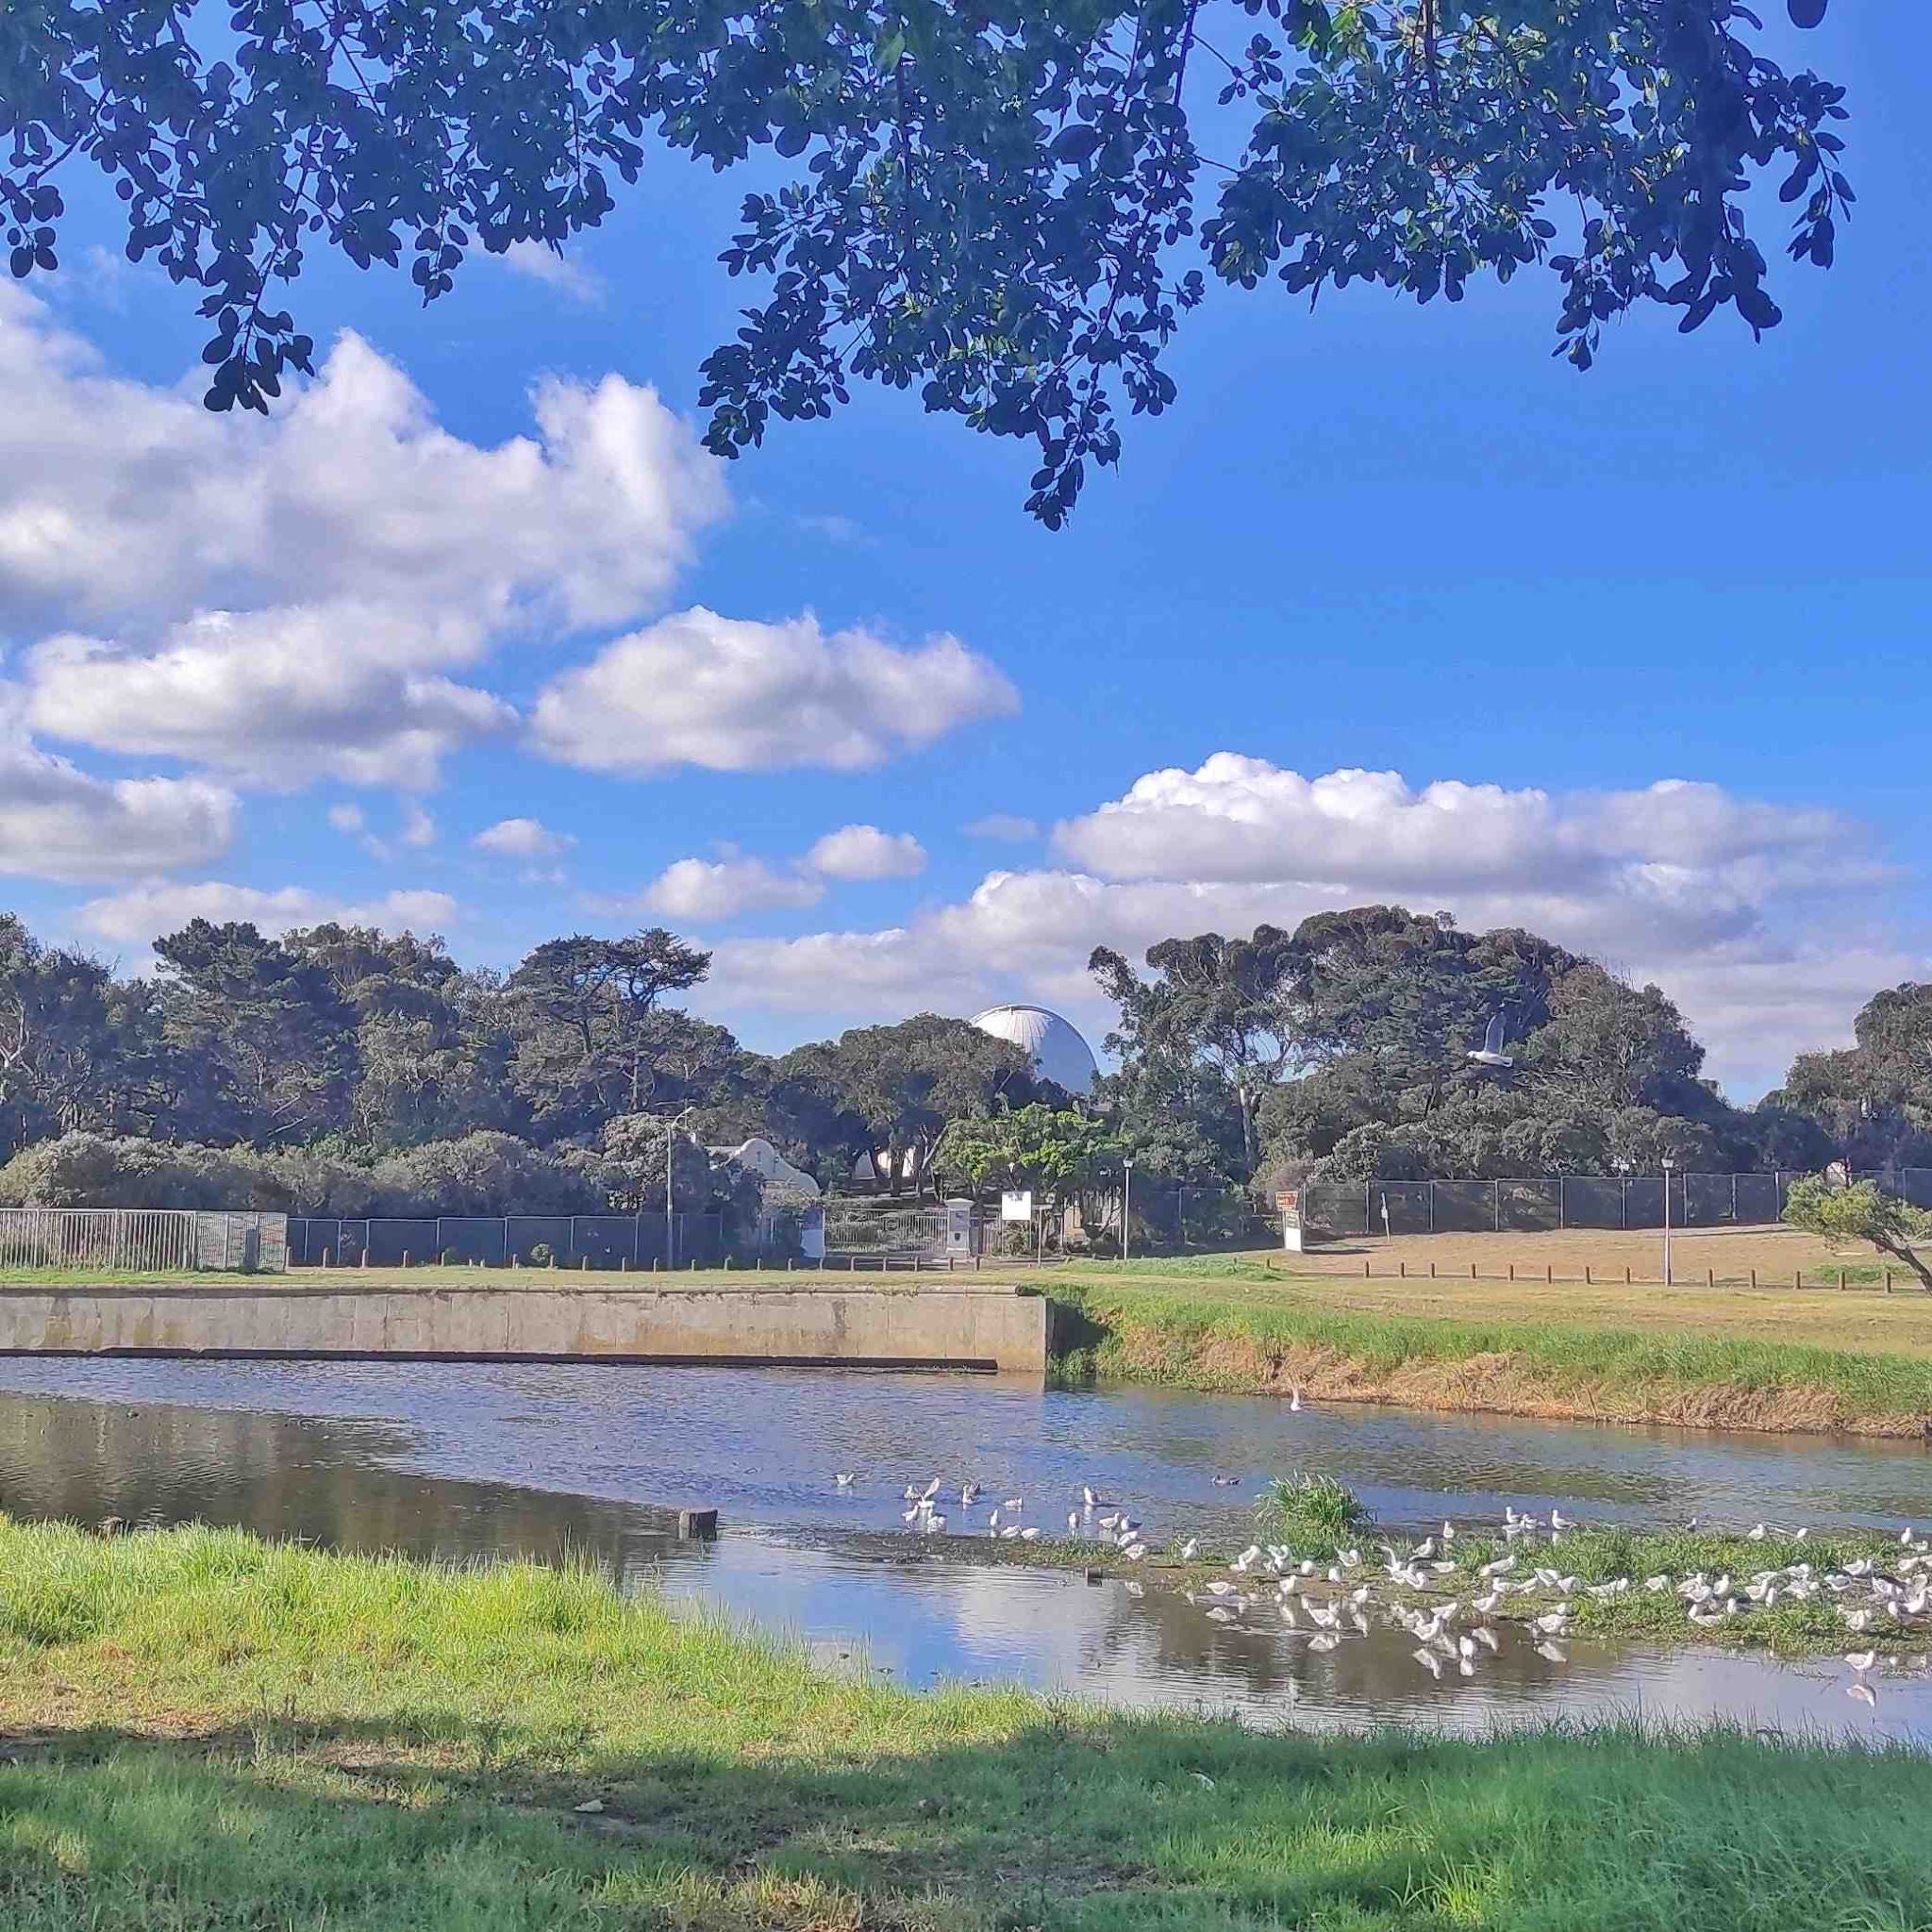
[0,1208,287,1272]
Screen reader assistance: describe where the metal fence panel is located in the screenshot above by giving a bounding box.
[1427,1180,1494,1233]
[1301,1184,1368,1238]
[1558,1175,1625,1228]
[1682,1172,1735,1225]
[1497,1179,1561,1231]
[1735,1173,1781,1224]
[1369,1182,1433,1236]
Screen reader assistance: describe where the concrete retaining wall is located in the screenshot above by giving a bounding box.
[0,1283,1053,1379]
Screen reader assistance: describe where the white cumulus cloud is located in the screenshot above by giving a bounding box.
[641,856,824,922]
[0,696,234,881]
[0,290,725,789]
[473,816,575,859]
[529,608,1018,774]
[78,883,458,948]
[806,824,927,881]
[693,758,1907,1098]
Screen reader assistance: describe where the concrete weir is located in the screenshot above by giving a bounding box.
[0,1282,1055,1380]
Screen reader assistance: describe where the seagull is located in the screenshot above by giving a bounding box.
[1468,1008,1514,1069]
[834,1472,857,1488]
[1210,1474,1241,1487]
[1178,1539,1199,1561]
[1289,1388,1305,1413]
[1550,1508,1574,1532]
[1846,1650,1878,1673]
[1069,1512,1080,1533]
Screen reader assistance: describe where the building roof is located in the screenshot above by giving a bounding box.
[969,1003,1099,1096]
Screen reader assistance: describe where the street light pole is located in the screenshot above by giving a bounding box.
[663,1105,696,1269]
[1122,1156,1135,1266]
[1660,1155,1674,1286]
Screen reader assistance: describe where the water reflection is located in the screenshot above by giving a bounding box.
[0,1362,1926,1743]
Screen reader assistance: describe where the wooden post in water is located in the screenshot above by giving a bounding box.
[676,1508,718,1541]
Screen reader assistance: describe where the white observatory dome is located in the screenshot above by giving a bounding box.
[970,1003,1099,1096]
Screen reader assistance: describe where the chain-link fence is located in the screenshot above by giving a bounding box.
[288,1212,725,1269]
[1301,1169,1819,1239]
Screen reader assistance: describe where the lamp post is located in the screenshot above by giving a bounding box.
[1122,1156,1135,1266]
[663,1105,697,1269]
[1660,1155,1674,1286]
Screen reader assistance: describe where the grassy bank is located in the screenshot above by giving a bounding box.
[1,1521,1929,1930]
[1047,1274,1932,1435]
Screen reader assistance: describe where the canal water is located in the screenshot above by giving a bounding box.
[0,1357,1927,1741]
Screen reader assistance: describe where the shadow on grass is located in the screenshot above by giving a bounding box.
[3,1705,1931,1931]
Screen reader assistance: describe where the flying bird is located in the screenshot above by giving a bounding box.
[1468,1008,1515,1070]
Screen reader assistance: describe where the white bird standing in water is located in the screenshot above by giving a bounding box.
[834,1473,856,1488]
[1289,1388,1305,1413]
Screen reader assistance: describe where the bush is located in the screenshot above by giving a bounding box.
[527,1241,555,1268]
[1256,1472,1375,1557]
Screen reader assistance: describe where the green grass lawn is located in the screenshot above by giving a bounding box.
[1044,1274,1932,1431]
[0,1519,1928,1930]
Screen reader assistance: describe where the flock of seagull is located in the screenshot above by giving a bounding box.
[834,1468,1931,1707]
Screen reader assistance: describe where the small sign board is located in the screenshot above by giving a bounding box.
[1275,1188,1304,1254]
[1000,1190,1034,1224]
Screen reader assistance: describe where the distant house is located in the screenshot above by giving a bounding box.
[711,1137,824,1260]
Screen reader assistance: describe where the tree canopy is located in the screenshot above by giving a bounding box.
[2,0,1849,520]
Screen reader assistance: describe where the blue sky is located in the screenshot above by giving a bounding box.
[0,1,1924,1099]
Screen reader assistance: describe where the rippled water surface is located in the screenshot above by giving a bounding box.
[0,1357,1926,1740]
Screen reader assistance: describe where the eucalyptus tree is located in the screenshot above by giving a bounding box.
[3,0,1849,522]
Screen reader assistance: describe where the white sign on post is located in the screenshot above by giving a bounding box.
[1000,1190,1034,1224]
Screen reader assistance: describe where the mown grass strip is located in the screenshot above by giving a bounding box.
[1048,1279,1932,1428]
[0,1519,1929,1930]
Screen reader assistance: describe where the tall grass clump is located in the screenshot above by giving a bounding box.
[1256,1472,1375,1557]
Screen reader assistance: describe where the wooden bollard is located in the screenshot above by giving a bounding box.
[1585,1265,1591,1284]
[1624,1266,1632,1284]
[1794,1269,1801,1289]
[1545,1264,1553,1283]
[1471,1262,1477,1279]
[1508,1263,1515,1281]
[1750,1268,1757,1288]
[676,1508,718,1541]
[1885,1270,1893,1294]
[1364,1259,1372,1277]
[1707,1268,1714,1287]
[1429,1260,1437,1279]
[1839,1268,1847,1291]
[1399,1260,1406,1278]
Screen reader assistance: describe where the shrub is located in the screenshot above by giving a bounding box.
[1256,1472,1375,1557]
